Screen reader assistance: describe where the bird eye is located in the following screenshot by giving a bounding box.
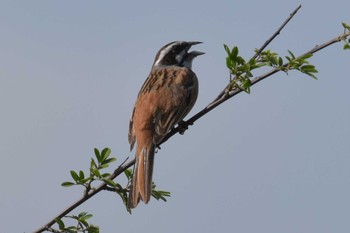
[172,45,180,53]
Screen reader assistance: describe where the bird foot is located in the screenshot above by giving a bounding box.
[178,120,189,135]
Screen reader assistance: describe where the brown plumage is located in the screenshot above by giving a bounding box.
[128,41,203,208]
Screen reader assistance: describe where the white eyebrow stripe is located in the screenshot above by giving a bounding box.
[153,41,181,66]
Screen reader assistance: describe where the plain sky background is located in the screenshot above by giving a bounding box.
[1,1,350,233]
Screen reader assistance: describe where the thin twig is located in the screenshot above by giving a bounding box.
[252,4,302,59]
[212,4,302,104]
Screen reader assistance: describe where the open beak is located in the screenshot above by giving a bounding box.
[189,50,205,57]
[187,41,205,57]
[188,41,203,46]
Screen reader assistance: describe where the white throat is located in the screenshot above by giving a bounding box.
[182,58,194,69]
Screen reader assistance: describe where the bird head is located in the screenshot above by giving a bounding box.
[153,41,204,68]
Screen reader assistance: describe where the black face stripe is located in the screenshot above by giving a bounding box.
[153,41,190,67]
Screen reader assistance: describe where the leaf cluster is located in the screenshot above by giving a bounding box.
[54,212,99,233]
[224,43,319,93]
[61,148,117,195]
[284,51,318,79]
[56,148,120,231]
[224,45,261,93]
[54,148,171,231]
[151,183,171,202]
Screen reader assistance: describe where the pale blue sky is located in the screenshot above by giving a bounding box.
[1,1,350,233]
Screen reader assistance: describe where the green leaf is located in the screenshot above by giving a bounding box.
[80,214,93,221]
[88,225,100,233]
[124,169,132,179]
[92,168,101,178]
[55,218,65,230]
[90,158,97,168]
[70,170,80,182]
[101,172,111,178]
[65,226,78,233]
[344,43,350,50]
[78,212,88,217]
[101,148,111,161]
[299,53,313,60]
[223,44,231,55]
[151,183,171,198]
[61,181,75,187]
[81,177,92,183]
[251,62,267,69]
[270,56,278,65]
[242,78,252,88]
[285,56,292,62]
[69,215,79,220]
[248,58,255,65]
[342,22,350,30]
[94,148,101,163]
[287,50,296,59]
[237,63,247,72]
[245,70,253,78]
[301,64,317,73]
[226,57,234,69]
[305,72,318,80]
[80,219,89,228]
[79,170,85,180]
[236,56,245,65]
[231,46,239,60]
[242,79,251,94]
[100,163,109,169]
[102,178,117,187]
[278,57,284,66]
[102,157,117,165]
[151,189,171,202]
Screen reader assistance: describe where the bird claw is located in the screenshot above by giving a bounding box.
[177,120,189,135]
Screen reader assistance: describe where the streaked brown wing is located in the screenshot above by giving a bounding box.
[129,66,198,147]
[128,68,167,150]
[153,67,198,144]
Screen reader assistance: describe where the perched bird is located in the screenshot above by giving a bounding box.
[128,41,204,208]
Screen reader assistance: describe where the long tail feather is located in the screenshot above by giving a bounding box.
[128,144,155,209]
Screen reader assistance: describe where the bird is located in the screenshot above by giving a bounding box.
[127,41,204,208]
